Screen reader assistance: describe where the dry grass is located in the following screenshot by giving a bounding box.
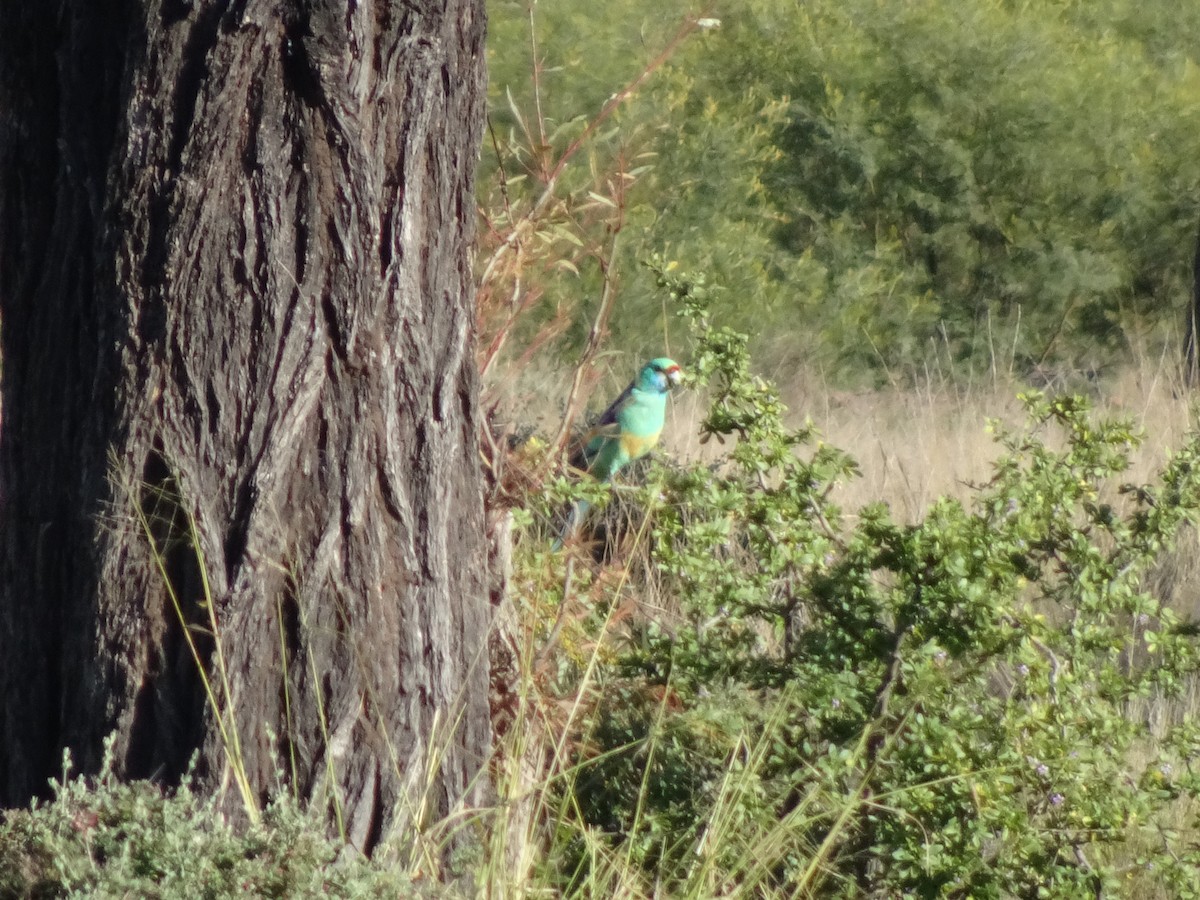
[483,349,1200,896]
[488,347,1200,657]
[663,356,1196,516]
[488,349,1200,518]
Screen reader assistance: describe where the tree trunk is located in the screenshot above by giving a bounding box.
[0,0,490,855]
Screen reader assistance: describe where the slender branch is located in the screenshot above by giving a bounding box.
[549,165,628,460]
[527,1,548,164]
[535,555,577,672]
[478,7,714,289]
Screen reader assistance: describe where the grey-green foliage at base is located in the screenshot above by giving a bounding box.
[483,0,1200,381]
[529,265,1200,897]
[0,744,436,900]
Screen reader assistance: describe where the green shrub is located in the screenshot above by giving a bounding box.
[0,743,436,899]
[526,265,1200,896]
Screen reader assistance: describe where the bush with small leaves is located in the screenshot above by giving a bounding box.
[525,265,1200,897]
[0,741,438,899]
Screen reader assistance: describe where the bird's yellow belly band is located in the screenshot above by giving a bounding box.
[620,431,660,460]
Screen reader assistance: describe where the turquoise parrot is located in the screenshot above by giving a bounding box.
[555,357,682,548]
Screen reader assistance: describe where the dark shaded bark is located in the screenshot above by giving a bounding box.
[0,0,490,854]
[1185,214,1200,385]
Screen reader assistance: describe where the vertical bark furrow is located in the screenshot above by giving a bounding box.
[0,1,138,794]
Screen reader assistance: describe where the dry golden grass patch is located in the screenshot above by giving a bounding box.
[492,352,1200,523]
[483,351,1200,898]
[658,360,1195,513]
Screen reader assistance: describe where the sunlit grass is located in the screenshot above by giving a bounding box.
[480,349,1200,897]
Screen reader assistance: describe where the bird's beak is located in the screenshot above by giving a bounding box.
[667,366,682,386]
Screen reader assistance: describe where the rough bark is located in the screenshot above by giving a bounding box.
[0,0,490,853]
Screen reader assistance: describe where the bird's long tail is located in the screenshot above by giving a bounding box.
[551,498,591,551]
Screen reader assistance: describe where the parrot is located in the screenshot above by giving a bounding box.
[554,357,683,549]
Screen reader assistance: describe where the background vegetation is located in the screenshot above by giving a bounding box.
[481,1,1200,895]
[6,1,1200,897]
[481,0,1200,383]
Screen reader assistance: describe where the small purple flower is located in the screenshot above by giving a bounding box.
[1136,613,1150,626]
[1160,763,1173,778]
[1035,763,1049,778]
[1050,792,1065,806]
[1016,664,1030,677]
[831,698,842,710]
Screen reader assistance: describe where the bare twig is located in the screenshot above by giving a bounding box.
[478,7,714,290]
[549,176,627,461]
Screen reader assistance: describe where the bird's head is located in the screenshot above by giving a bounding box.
[639,357,683,393]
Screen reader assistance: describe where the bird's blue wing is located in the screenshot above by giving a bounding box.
[568,379,634,470]
[594,380,635,428]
